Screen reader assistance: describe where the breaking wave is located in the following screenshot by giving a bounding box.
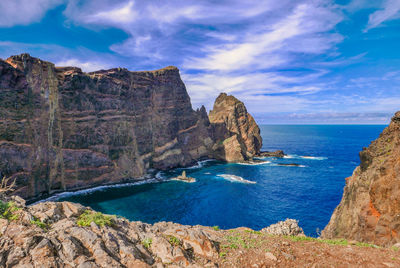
[181,159,216,169]
[236,160,271,166]
[32,178,162,205]
[284,155,327,160]
[216,174,256,184]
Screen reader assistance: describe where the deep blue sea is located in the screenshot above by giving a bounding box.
[57,125,386,236]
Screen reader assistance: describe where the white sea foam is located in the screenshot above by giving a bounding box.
[300,156,327,160]
[181,159,216,169]
[156,171,166,180]
[32,178,162,205]
[284,155,327,160]
[271,164,307,168]
[236,160,271,166]
[204,172,211,175]
[217,174,256,184]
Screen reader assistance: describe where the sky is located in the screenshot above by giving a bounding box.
[0,0,399,124]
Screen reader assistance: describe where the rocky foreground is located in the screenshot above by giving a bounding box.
[1,196,399,268]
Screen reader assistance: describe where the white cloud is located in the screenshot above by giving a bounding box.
[55,58,110,72]
[87,1,137,24]
[364,0,400,31]
[184,3,342,72]
[0,0,64,27]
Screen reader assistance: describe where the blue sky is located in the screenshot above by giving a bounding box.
[0,0,399,124]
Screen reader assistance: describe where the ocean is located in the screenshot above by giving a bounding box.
[57,125,386,236]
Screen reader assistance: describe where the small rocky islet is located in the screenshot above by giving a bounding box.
[0,54,400,267]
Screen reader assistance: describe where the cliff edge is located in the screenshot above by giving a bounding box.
[322,112,400,246]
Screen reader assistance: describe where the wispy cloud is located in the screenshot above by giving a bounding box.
[0,0,399,123]
[0,0,63,27]
[364,0,400,31]
[55,58,111,72]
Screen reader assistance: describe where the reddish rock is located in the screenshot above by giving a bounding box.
[322,112,400,246]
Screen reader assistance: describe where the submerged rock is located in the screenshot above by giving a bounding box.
[276,163,302,167]
[258,150,285,158]
[322,112,400,246]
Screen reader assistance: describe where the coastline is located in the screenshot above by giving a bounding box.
[29,158,217,205]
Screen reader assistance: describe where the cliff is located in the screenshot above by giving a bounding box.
[1,196,398,267]
[0,54,261,201]
[0,54,217,200]
[209,93,262,162]
[322,112,400,246]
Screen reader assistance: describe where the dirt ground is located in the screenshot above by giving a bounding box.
[213,228,400,268]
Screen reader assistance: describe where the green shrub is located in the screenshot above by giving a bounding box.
[77,210,115,227]
[0,201,19,221]
[30,217,49,231]
[212,225,220,231]
[167,235,182,246]
[142,238,152,249]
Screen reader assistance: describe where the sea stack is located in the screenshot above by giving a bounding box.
[322,112,400,246]
[209,93,262,162]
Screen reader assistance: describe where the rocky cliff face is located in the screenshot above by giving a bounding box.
[209,93,262,162]
[0,54,262,201]
[0,54,215,200]
[322,112,400,246]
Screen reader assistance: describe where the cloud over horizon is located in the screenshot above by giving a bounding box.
[0,0,399,124]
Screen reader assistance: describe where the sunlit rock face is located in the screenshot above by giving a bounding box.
[322,112,400,246]
[209,93,262,162]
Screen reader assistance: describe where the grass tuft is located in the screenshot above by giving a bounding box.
[167,235,182,247]
[212,225,220,231]
[77,210,115,227]
[142,238,152,249]
[30,216,50,231]
[284,236,379,248]
[0,201,19,221]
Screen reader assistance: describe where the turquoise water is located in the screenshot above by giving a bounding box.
[58,125,386,236]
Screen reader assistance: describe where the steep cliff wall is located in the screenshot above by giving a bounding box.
[0,54,214,200]
[209,93,262,162]
[322,112,400,246]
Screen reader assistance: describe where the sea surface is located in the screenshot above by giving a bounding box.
[58,125,386,236]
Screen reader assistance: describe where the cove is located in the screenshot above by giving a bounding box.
[58,125,386,236]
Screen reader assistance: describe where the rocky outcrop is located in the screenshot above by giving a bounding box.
[0,54,215,200]
[1,197,399,268]
[261,219,305,236]
[0,197,220,267]
[209,93,262,162]
[322,112,400,246]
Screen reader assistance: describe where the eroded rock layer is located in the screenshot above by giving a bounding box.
[209,93,262,162]
[322,112,400,246]
[0,54,214,200]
